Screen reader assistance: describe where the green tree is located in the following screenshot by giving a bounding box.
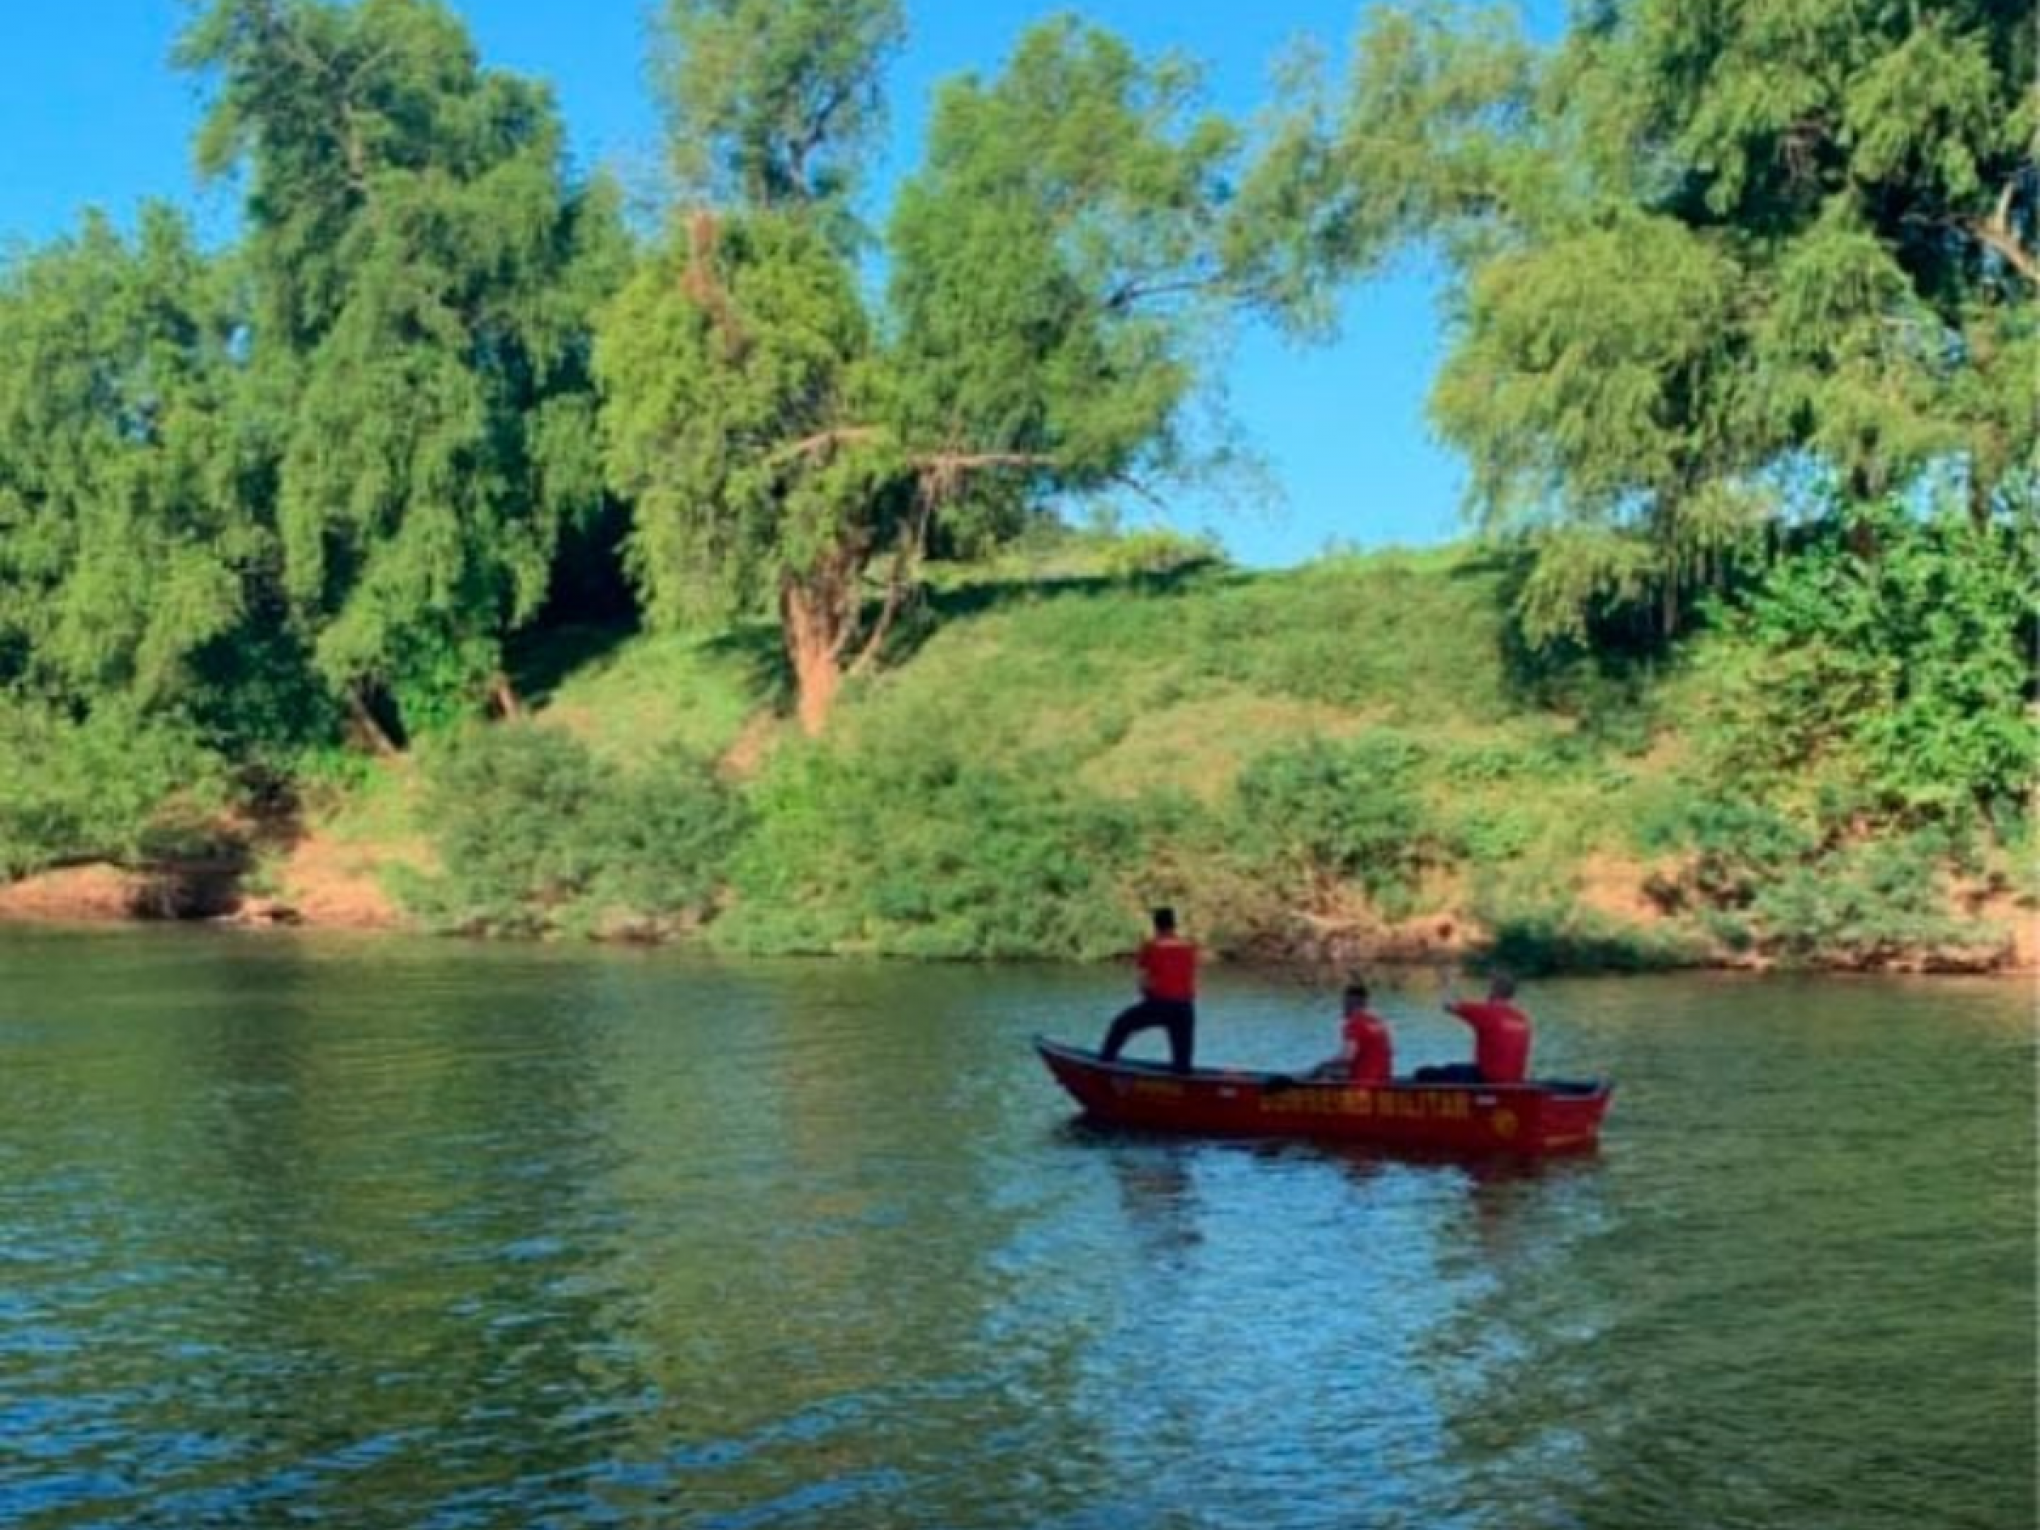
[0,208,260,869]
[597,209,900,734]
[1277,0,2036,641]
[886,17,1284,557]
[0,207,252,713]
[652,0,903,218]
[603,10,1297,734]
[599,0,903,735]
[1693,502,2038,824]
[178,0,625,748]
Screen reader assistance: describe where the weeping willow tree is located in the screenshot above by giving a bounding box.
[1267,0,2036,643]
[177,0,622,747]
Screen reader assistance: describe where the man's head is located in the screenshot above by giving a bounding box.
[1151,906,1177,935]
[1488,972,1516,1000]
[1343,982,1370,1010]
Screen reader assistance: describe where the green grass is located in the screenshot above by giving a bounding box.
[327,537,2019,970]
[534,626,769,767]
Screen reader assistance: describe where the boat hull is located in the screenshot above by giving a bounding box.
[1035,1036,1612,1154]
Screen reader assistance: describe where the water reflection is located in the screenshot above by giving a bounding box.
[1098,1139,1205,1266]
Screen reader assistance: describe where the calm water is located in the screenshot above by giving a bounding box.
[0,928,2032,1530]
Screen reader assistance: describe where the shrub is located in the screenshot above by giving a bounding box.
[1097,527,1225,579]
[1232,732,1447,918]
[404,723,741,937]
[1450,803,1541,865]
[1640,790,2009,966]
[0,698,228,876]
[1748,832,2003,967]
[1689,504,2038,828]
[717,740,1159,959]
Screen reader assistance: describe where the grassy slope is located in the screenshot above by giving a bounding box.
[293,540,2034,968]
[840,550,1680,947]
[443,546,1682,961]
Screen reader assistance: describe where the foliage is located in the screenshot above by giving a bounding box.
[718,737,1158,959]
[0,699,229,877]
[0,211,260,710]
[1643,793,2008,966]
[402,722,742,936]
[1232,731,1446,918]
[887,18,1284,531]
[1748,833,1999,967]
[1273,0,2038,641]
[653,0,904,217]
[178,0,626,741]
[595,210,899,701]
[1689,504,2038,824]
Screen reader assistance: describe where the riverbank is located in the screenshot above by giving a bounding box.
[6,846,2031,977]
[6,547,2033,977]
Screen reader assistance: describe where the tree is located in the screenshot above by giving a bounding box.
[603,10,1296,734]
[886,18,1278,554]
[597,208,901,735]
[651,0,903,218]
[0,207,254,717]
[1279,0,2037,642]
[178,0,624,747]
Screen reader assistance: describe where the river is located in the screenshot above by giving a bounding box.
[0,927,2031,1529]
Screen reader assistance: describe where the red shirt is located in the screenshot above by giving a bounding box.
[1446,999,1531,1084]
[1340,1008,1393,1085]
[1136,936,1198,1002]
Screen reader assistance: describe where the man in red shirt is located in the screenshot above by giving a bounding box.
[1432,972,1532,1084]
[1100,907,1198,1072]
[1312,981,1393,1084]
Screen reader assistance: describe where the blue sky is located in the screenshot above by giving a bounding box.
[0,1,1470,568]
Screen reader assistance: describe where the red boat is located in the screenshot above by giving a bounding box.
[1034,1036,1613,1154]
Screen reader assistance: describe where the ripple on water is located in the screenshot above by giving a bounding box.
[0,941,2030,1529]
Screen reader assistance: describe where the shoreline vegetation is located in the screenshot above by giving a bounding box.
[1,3,2032,979]
[4,543,2033,978]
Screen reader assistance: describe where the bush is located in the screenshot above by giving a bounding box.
[1097,527,1225,579]
[1689,504,2038,828]
[1450,803,1541,865]
[1749,832,2002,967]
[1232,732,1447,918]
[1640,789,2009,966]
[717,740,1160,959]
[403,723,742,937]
[0,698,229,876]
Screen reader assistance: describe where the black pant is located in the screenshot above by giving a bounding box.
[1412,1063,1485,1084]
[1101,997,1196,1073]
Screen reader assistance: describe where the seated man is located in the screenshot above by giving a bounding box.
[1311,980,1393,1085]
[1415,972,1532,1085]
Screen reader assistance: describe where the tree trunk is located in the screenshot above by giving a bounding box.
[344,684,402,756]
[488,672,524,721]
[782,578,849,737]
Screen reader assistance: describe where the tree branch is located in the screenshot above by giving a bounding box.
[773,424,887,463]
[1102,269,1227,312]
[1957,177,2039,289]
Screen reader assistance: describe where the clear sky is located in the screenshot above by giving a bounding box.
[0,1,1469,568]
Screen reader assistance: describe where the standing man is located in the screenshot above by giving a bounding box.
[1099,907,1199,1073]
